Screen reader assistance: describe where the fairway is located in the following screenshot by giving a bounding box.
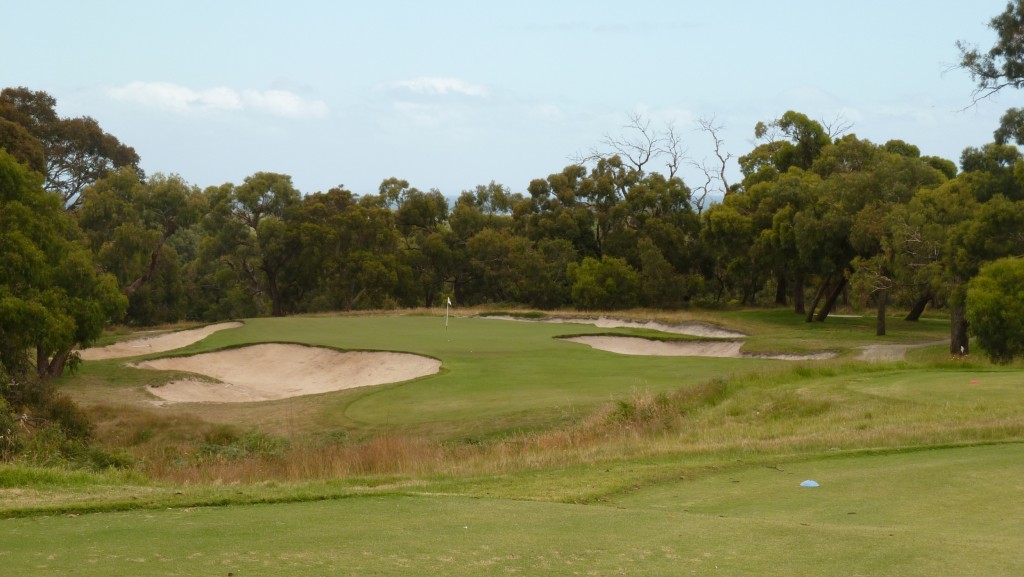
[6,310,1021,575]
[67,315,776,437]
[9,2,1024,573]
[3,443,1022,576]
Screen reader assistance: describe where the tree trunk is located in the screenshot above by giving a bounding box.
[875,288,888,336]
[741,281,753,305]
[774,272,788,306]
[36,346,72,380]
[266,273,284,317]
[123,237,168,296]
[950,303,969,356]
[793,270,805,314]
[714,274,725,304]
[815,275,847,322]
[805,274,831,323]
[346,287,367,311]
[904,293,932,321]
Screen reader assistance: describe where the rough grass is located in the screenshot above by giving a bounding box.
[3,444,1023,576]
[5,308,1022,575]
[47,310,1015,486]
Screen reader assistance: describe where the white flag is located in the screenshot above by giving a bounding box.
[447,297,452,306]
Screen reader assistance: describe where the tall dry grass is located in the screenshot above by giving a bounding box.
[103,361,1024,485]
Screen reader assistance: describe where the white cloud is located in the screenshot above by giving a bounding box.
[393,77,489,97]
[240,89,328,118]
[392,101,466,128]
[109,81,328,118]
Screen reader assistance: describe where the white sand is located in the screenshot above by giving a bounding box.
[135,343,441,403]
[484,315,746,338]
[565,335,837,361]
[79,322,243,360]
[565,336,745,357]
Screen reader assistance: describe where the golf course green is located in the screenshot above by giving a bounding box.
[3,310,1022,576]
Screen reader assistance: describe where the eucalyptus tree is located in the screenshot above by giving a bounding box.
[285,187,409,311]
[945,186,1024,354]
[0,150,126,381]
[77,169,204,324]
[699,194,756,303]
[957,0,1024,102]
[798,136,942,325]
[841,143,950,333]
[0,87,140,210]
[379,178,456,307]
[514,164,600,258]
[723,112,836,309]
[199,172,302,317]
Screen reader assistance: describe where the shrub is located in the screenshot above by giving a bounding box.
[0,396,19,459]
[967,257,1024,364]
[569,256,640,310]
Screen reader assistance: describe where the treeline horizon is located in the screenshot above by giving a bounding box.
[4,84,1024,371]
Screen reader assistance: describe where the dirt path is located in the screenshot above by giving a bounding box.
[856,340,948,362]
[78,322,243,360]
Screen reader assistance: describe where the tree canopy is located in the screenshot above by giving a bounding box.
[967,257,1024,363]
[0,87,141,210]
[0,149,126,381]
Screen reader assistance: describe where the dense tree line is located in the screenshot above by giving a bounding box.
[3,3,1024,453]
[5,95,1024,360]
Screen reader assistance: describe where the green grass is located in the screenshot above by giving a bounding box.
[64,314,774,439]
[713,309,949,355]
[3,444,1022,576]
[5,308,1021,575]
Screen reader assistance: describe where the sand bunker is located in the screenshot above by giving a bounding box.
[565,336,836,361]
[484,315,746,338]
[135,343,441,403]
[79,322,243,360]
[566,336,744,357]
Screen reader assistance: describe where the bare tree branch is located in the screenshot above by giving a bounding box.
[657,121,686,179]
[821,113,853,140]
[574,112,689,178]
[689,116,734,214]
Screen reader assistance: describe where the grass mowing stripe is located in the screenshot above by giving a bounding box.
[2,485,1018,576]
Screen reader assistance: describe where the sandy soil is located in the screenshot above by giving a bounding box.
[856,340,948,363]
[484,315,746,338]
[135,344,441,403]
[78,322,244,360]
[565,336,836,360]
[565,336,745,357]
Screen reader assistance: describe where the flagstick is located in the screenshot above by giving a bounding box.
[444,297,452,338]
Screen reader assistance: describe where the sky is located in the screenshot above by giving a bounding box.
[2,0,1016,198]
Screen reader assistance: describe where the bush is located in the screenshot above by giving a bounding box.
[0,396,19,459]
[40,392,94,440]
[967,257,1024,364]
[569,256,640,310]
[199,427,290,461]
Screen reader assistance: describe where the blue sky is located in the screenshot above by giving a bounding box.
[2,1,1015,197]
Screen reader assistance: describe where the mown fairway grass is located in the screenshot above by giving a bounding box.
[3,443,1022,576]
[64,314,775,438]
[4,309,1023,575]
